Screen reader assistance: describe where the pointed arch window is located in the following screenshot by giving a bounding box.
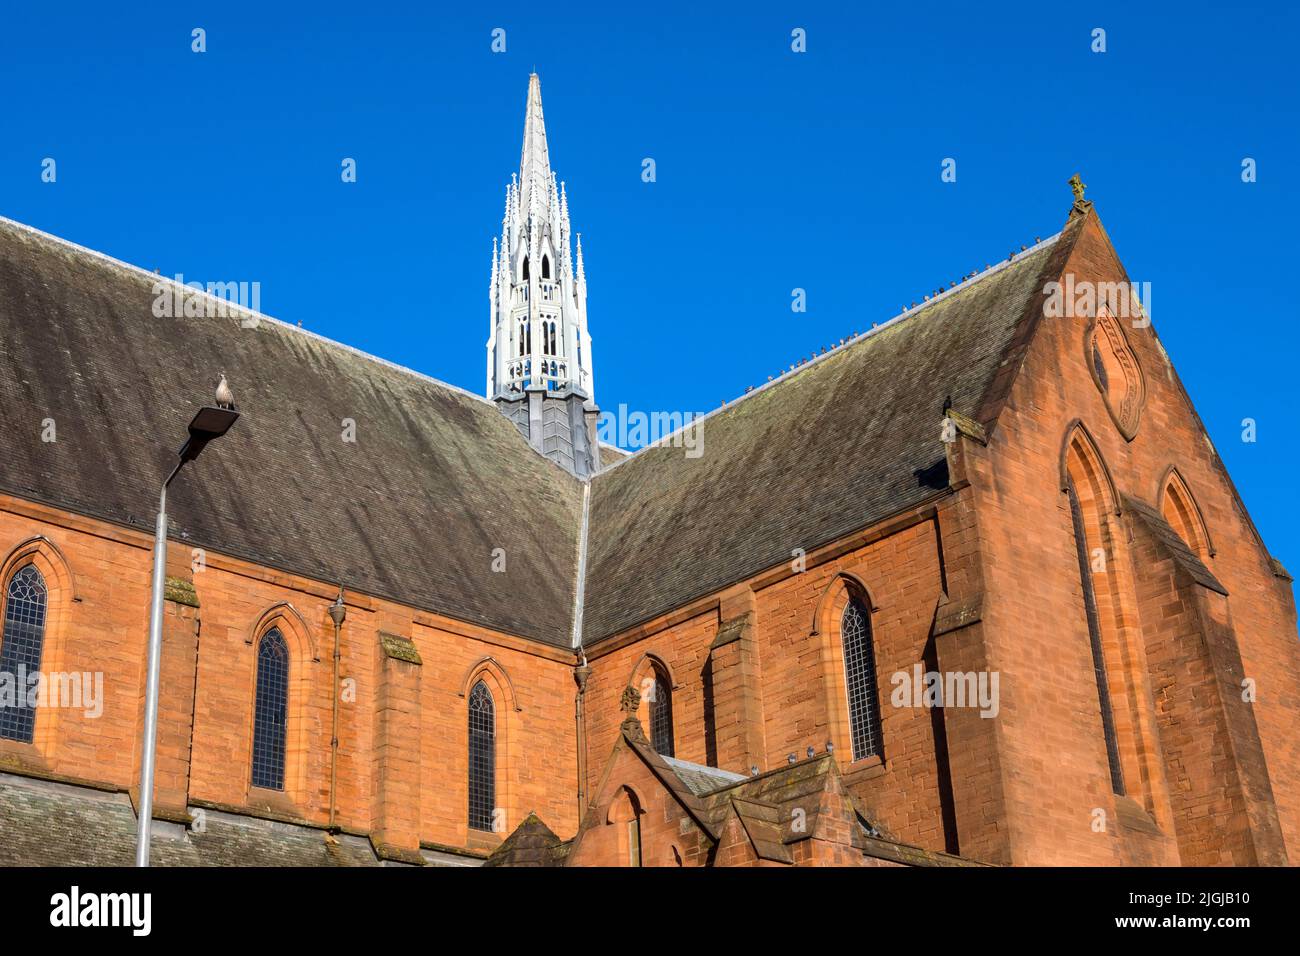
[609,787,642,866]
[541,254,551,280]
[649,667,674,758]
[1067,479,1125,795]
[468,681,496,832]
[251,628,289,790]
[522,256,530,281]
[841,596,883,760]
[1161,470,1213,559]
[0,565,47,743]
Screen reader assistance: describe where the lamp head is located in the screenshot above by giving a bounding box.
[178,406,240,463]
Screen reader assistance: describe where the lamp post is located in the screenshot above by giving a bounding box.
[135,392,239,867]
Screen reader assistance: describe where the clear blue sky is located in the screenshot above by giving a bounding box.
[2,2,1296,587]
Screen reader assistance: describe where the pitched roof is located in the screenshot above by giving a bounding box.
[582,229,1077,643]
[0,213,1082,651]
[0,218,583,647]
[677,752,978,865]
[0,773,380,866]
[693,753,842,842]
[660,755,747,796]
[481,812,569,867]
[568,721,977,866]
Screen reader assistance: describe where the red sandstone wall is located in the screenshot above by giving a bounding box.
[2,211,1293,869]
[970,210,1299,864]
[584,518,955,857]
[0,495,579,859]
[566,741,711,867]
[581,211,1299,868]
[753,520,952,852]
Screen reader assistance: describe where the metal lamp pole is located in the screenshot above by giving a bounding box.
[135,402,239,867]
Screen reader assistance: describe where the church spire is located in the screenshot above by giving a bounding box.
[518,73,552,227]
[486,74,599,478]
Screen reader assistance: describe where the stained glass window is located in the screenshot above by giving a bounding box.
[0,565,47,743]
[649,670,674,758]
[842,597,883,761]
[468,681,496,832]
[251,628,289,790]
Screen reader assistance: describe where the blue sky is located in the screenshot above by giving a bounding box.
[2,2,1296,584]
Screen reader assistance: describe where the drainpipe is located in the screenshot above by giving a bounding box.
[574,649,591,821]
[327,588,346,832]
[570,479,592,823]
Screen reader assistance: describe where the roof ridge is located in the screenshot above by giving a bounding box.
[661,754,747,780]
[593,230,1064,478]
[706,753,835,795]
[0,215,496,411]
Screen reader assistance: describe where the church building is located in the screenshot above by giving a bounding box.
[0,76,1295,867]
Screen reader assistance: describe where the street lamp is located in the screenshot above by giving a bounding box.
[135,381,239,867]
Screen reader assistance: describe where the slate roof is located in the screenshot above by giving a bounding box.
[0,218,583,647]
[660,755,747,796]
[582,228,1078,643]
[0,214,1081,650]
[598,443,629,468]
[0,773,380,866]
[479,812,570,867]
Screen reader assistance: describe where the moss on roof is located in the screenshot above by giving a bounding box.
[0,219,582,647]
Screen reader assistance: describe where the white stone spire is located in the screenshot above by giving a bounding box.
[487,74,595,404]
[519,74,551,224]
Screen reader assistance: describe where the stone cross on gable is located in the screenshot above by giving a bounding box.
[1068,173,1087,203]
